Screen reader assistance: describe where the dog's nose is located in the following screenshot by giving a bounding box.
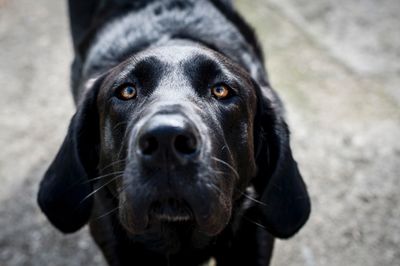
[137,115,200,163]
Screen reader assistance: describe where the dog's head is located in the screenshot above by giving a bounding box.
[38,43,310,238]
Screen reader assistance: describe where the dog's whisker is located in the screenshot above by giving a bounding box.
[112,121,129,132]
[83,171,125,184]
[116,128,132,163]
[95,198,128,221]
[205,180,223,197]
[117,183,131,194]
[114,121,135,165]
[242,216,269,232]
[98,159,127,172]
[213,170,228,176]
[79,174,124,204]
[211,156,240,180]
[235,188,267,206]
[94,206,122,220]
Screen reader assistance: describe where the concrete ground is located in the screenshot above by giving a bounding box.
[0,0,399,265]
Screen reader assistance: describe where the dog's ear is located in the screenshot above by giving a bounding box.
[253,85,311,239]
[38,77,103,233]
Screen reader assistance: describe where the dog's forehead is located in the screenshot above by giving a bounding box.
[131,43,221,66]
[99,42,257,107]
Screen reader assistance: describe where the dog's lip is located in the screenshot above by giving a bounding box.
[149,198,194,222]
[120,192,231,236]
[183,186,232,236]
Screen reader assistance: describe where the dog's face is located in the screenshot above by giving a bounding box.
[96,44,258,235]
[38,43,310,239]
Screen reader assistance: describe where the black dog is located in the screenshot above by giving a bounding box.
[38,0,310,265]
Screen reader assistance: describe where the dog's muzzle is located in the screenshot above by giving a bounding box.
[119,109,230,236]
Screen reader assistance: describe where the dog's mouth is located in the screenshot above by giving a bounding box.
[149,198,194,223]
[119,188,232,236]
[119,169,233,236]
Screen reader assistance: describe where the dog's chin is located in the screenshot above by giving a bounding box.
[118,196,232,236]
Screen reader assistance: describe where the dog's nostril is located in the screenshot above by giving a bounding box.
[174,134,197,155]
[140,136,159,155]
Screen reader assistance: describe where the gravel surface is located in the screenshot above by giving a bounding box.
[1,0,399,265]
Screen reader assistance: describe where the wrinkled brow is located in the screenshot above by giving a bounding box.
[109,56,166,90]
[183,54,224,90]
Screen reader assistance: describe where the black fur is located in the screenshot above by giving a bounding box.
[38,0,310,265]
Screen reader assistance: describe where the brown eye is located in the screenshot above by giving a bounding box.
[117,84,137,100]
[211,84,230,99]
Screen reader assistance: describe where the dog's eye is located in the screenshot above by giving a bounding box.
[116,84,137,100]
[211,84,230,100]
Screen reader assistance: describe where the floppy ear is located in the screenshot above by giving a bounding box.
[37,78,102,233]
[253,85,311,239]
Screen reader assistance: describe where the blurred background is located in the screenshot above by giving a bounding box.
[0,0,399,265]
